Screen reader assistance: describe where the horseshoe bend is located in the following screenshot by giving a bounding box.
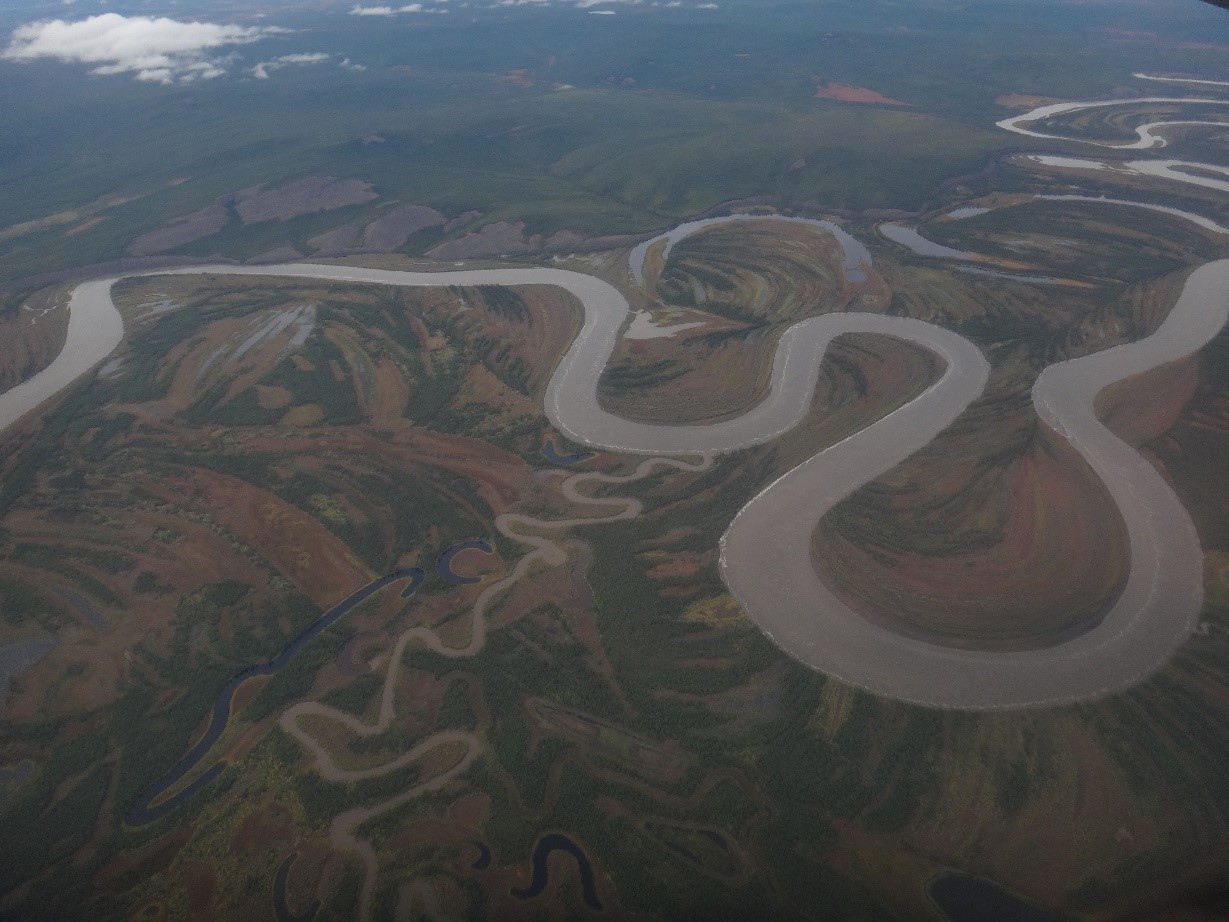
[722,259,1228,709]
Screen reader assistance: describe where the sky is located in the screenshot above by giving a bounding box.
[0,0,722,82]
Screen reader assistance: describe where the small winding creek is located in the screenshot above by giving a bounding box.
[436,540,495,585]
[272,853,320,922]
[512,833,602,910]
[124,567,424,826]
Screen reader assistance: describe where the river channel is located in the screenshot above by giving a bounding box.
[2,186,1224,710]
[997,96,1229,148]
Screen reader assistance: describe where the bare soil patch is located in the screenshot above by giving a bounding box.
[814,81,909,106]
[234,177,377,225]
[427,221,541,260]
[309,219,365,254]
[996,92,1064,109]
[363,204,446,250]
[65,217,106,237]
[128,204,229,256]
[129,176,379,256]
[443,211,481,233]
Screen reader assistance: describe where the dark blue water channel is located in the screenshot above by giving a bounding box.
[124,567,424,826]
[928,872,1062,922]
[52,585,108,629]
[436,540,494,585]
[541,440,594,466]
[512,833,602,910]
[272,853,319,922]
[471,840,492,870]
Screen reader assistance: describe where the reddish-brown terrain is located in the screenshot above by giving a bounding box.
[814,81,909,106]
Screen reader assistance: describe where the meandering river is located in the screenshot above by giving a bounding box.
[4,81,1227,711]
[0,74,1221,922]
[721,258,1226,708]
[6,239,1222,709]
[997,96,1229,148]
[4,196,1224,713]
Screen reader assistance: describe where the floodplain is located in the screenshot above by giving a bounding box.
[1,1,1229,918]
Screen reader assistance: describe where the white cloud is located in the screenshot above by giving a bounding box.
[351,2,450,12]
[275,52,329,64]
[339,57,367,71]
[2,13,284,83]
[251,51,329,79]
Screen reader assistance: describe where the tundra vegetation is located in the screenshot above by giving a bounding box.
[1,0,1228,918]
